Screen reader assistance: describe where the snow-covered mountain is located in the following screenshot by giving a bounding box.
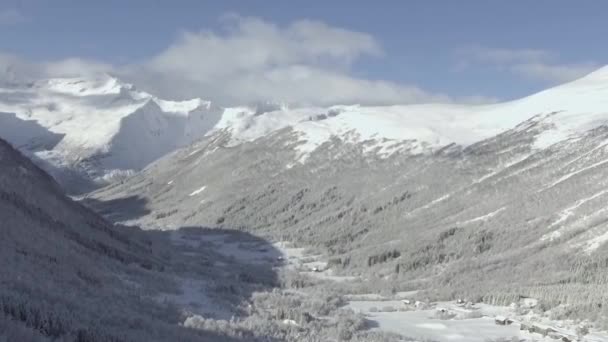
[0,134,288,341]
[3,67,608,193]
[207,66,608,161]
[0,74,222,192]
[0,136,194,340]
[88,66,608,326]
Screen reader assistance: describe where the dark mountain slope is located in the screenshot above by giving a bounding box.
[0,137,275,342]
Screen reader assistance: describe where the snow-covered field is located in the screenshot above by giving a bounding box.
[274,240,608,341]
[347,298,608,342]
[350,308,521,342]
[274,241,359,282]
[167,231,608,342]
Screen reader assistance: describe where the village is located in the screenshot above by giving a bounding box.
[271,242,606,342]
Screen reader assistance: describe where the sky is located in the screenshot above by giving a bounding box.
[1,0,606,106]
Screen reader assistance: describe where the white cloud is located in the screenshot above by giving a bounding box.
[1,15,452,106]
[131,15,446,106]
[510,62,599,83]
[44,58,113,78]
[0,9,26,25]
[148,15,381,76]
[0,53,114,86]
[457,46,599,83]
[2,16,519,106]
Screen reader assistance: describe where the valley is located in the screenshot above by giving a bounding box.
[4,52,608,341]
[161,226,608,342]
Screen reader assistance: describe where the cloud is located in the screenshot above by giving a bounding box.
[1,15,452,106]
[0,9,26,25]
[457,46,599,83]
[5,15,515,106]
[149,15,381,76]
[510,62,600,83]
[44,58,114,77]
[0,53,114,87]
[130,15,446,106]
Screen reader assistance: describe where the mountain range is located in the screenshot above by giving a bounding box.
[0,74,222,192]
[3,65,608,338]
[88,66,608,323]
[3,67,608,193]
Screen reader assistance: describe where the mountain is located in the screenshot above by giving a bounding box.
[0,136,286,341]
[201,66,608,162]
[89,67,608,325]
[0,74,222,193]
[6,67,608,194]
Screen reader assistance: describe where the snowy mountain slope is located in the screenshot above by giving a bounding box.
[207,66,608,160]
[3,67,608,193]
[0,136,286,341]
[0,136,182,340]
[88,66,608,327]
[0,75,221,192]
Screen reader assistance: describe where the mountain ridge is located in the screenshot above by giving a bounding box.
[86,66,608,327]
[0,74,220,192]
[2,66,608,192]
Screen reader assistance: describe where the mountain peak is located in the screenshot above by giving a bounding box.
[0,74,216,193]
[579,65,608,82]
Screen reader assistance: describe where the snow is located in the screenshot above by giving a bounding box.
[157,278,231,319]
[405,193,452,218]
[348,306,522,342]
[205,66,608,162]
[273,241,359,282]
[154,98,209,114]
[541,189,608,242]
[346,298,607,342]
[396,290,420,299]
[179,232,282,265]
[544,157,608,190]
[0,74,213,183]
[457,207,506,226]
[5,66,608,185]
[583,230,608,253]
[169,227,608,341]
[533,128,571,149]
[189,185,207,196]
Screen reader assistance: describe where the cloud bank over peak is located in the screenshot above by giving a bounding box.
[129,15,452,106]
[7,16,598,107]
[1,15,453,106]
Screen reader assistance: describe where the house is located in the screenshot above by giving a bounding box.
[494,316,513,325]
[414,301,426,309]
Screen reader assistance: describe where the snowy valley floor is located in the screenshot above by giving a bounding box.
[163,229,608,342]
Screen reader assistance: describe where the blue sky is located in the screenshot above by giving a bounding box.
[1,0,606,105]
